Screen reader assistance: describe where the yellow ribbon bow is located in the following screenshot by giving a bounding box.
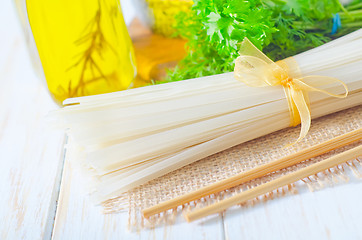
[234,38,348,144]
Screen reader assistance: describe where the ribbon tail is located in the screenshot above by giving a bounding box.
[294,77,348,98]
[283,86,300,127]
[290,88,311,145]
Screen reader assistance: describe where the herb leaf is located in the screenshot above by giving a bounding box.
[166,0,361,82]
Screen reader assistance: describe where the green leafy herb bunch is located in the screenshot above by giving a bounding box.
[166,0,362,82]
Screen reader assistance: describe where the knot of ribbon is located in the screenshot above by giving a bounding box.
[234,38,348,145]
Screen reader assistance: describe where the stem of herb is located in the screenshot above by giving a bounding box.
[339,9,362,19]
[346,2,362,11]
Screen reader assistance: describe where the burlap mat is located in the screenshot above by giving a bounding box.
[102,105,362,227]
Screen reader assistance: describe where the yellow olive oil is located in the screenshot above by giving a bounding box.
[26,0,136,104]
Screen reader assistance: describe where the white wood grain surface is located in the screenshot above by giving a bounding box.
[223,180,362,240]
[1,1,362,239]
[0,1,65,239]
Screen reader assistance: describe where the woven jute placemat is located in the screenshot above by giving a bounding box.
[100,105,361,227]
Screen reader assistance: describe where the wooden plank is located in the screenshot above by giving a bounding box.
[52,144,225,240]
[0,2,66,239]
[223,179,362,239]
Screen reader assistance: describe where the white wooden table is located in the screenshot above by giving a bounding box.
[1,2,362,239]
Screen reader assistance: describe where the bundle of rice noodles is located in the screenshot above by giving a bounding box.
[53,29,362,202]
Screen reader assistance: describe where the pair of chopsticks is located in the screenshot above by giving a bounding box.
[142,128,362,222]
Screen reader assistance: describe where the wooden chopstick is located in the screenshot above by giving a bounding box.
[142,128,362,218]
[185,144,362,222]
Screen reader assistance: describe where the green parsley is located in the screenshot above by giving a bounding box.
[165,0,362,82]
